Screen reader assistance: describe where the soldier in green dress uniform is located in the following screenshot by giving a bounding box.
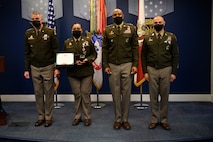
[24,11,60,127]
[142,16,179,130]
[102,8,138,130]
[64,23,97,126]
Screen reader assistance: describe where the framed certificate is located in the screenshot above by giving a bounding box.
[56,52,74,66]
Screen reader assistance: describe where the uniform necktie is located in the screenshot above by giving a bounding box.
[157,34,161,43]
[75,39,80,46]
[117,26,120,33]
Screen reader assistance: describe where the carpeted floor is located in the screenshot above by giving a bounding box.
[0,101,213,142]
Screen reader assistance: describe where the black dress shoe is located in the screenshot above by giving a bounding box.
[84,119,91,126]
[72,119,81,126]
[35,120,44,127]
[122,122,131,130]
[148,123,158,129]
[160,123,171,130]
[113,122,121,130]
[44,120,52,127]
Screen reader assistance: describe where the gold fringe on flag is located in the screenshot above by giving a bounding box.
[90,0,96,33]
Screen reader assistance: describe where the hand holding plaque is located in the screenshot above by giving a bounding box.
[75,54,88,65]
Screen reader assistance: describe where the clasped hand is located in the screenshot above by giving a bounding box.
[75,58,88,65]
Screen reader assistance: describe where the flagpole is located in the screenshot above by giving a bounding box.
[54,76,64,109]
[54,88,64,109]
[90,0,106,109]
[91,89,106,109]
[133,0,149,110]
[134,84,149,110]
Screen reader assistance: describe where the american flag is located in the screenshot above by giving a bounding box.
[47,0,55,28]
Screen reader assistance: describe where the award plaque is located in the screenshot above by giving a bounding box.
[56,52,74,66]
[74,54,85,61]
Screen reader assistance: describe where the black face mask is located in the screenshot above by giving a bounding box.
[32,20,41,28]
[113,17,123,25]
[72,30,81,39]
[154,24,164,32]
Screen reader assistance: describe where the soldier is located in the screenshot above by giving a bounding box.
[64,23,97,126]
[24,11,60,127]
[102,8,138,130]
[142,16,179,130]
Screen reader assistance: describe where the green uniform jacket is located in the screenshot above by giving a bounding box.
[24,26,59,71]
[142,32,179,75]
[102,23,138,69]
[64,36,97,77]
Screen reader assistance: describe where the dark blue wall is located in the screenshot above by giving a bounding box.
[0,0,211,94]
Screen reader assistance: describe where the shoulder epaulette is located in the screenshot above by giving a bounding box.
[165,32,175,36]
[126,23,133,26]
[106,24,114,28]
[66,38,73,41]
[44,27,53,31]
[26,28,34,32]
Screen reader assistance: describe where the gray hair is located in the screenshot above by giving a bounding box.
[32,11,42,17]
